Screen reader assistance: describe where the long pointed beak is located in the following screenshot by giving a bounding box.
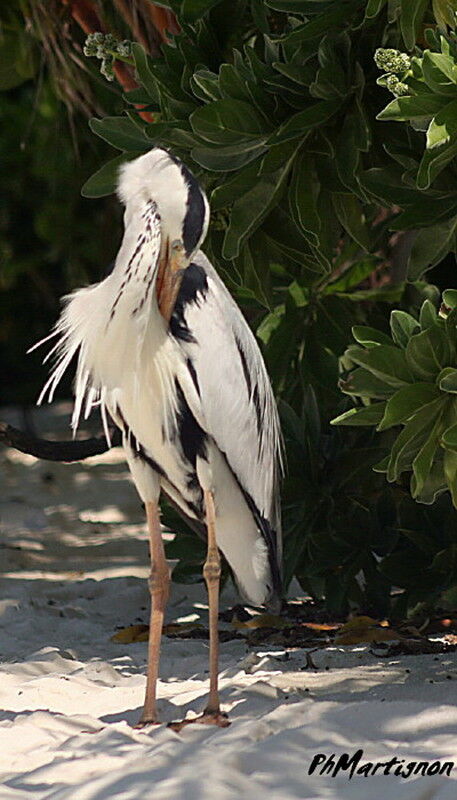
[156,239,188,323]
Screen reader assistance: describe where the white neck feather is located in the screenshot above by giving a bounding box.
[117,149,190,248]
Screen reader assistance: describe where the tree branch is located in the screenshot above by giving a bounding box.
[145,4,180,42]
[112,0,151,53]
[0,422,121,462]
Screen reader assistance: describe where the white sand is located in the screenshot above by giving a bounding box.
[1,404,457,799]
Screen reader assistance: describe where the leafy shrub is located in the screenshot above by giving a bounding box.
[333,293,457,507]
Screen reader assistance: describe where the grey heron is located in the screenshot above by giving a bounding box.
[33,148,283,728]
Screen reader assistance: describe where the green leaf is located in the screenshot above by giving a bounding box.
[268,100,341,145]
[251,0,271,33]
[288,281,309,308]
[331,403,386,426]
[377,383,442,431]
[432,0,457,29]
[439,368,457,393]
[390,310,421,348]
[257,305,285,344]
[390,196,457,230]
[191,69,221,102]
[210,162,259,211]
[191,140,268,171]
[430,543,457,574]
[310,33,350,100]
[261,294,302,386]
[444,449,457,507]
[273,61,315,87]
[442,422,457,452]
[335,112,363,195]
[406,326,452,380]
[181,0,225,20]
[266,0,333,9]
[89,117,150,152]
[352,326,393,347]
[222,175,280,259]
[444,289,457,309]
[263,71,306,97]
[150,71,193,112]
[426,100,457,149]
[278,3,360,44]
[377,94,445,122]
[400,0,429,50]
[218,63,252,103]
[362,167,425,207]
[238,236,272,308]
[365,0,387,18]
[311,188,340,272]
[314,294,356,355]
[412,411,444,497]
[417,139,457,190]
[190,99,268,145]
[392,527,437,565]
[408,219,457,280]
[419,298,438,330]
[123,88,156,105]
[387,398,444,482]
[412,459,447,505]
[332,193,370,251]
[262,208,317,267]
[259,140,299,175]
[444,311,457,359]
[345,344,413,388]
[132,43,159,101]
[373,455,389,472]
[354,97,371,153]
[339,367,397,399]
[422,51,457,92]
[223,145,297,258]
[339,286,405,303]
[324,258,380,294]
[380,547,430,588]
[143,121,186,145]
[81,154,137,198]
[289,152,320,246]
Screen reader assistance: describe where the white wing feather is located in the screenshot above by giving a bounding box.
[177,251,282,537]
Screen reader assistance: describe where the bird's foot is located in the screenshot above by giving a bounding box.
[133,714,161,729]
[168,709,230,733]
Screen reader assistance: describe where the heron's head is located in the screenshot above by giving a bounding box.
[117,148,209,258]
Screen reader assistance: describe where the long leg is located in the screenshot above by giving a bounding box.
[203,488,223,715]
[169,489,229,730]
[137,500,169,726]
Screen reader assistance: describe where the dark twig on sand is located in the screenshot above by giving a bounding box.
[0,421,121,462]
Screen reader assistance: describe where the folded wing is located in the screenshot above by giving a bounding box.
[171,251,283,564]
